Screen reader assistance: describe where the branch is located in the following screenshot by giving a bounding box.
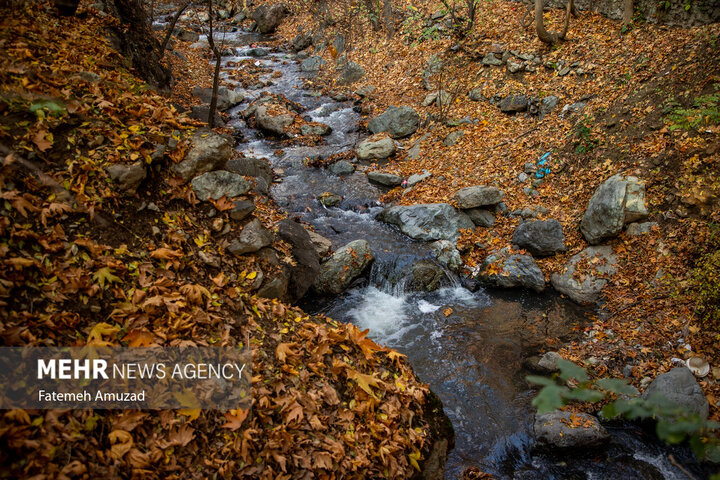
[161,1,192,56]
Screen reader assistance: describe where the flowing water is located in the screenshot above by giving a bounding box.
[175,26,709,479]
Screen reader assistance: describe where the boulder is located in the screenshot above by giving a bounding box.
[300,123,332,136]
[643,367,709,420]
[476,248,545,292]
[512,219,566,256]
[367,171,403,187]
[228,219,273,255]
[277,219,321,302]
[192,86,244,111]
[454,186,505,209]
[550,246,617,304]
[318,192,342,207]
[107,161,146,194]
[300,56,326,72]
[534,411,609,449]
[410,260,449,292]
[367,106,420,139]
[230,199,256,221]
[172,130,232,182]
[465,208,495,227]
[190,105,224,126]
[357,134,396,160]
[429,240,462,271]
[337,61,365,85]
[225,157,272,189]
[252,4,287,34]
[307,230,333,257]
[329,160,355,176]
[255,105,295,136]
[313,240,374,295]
[376,203,474,242]
[580,174,648,244]
[499,95,528,113]
[174,29,199,43]
[191,170,253,201]
[626,221,657,236]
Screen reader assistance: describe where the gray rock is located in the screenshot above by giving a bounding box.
[318,192,342,207]
[307,230,332,257]
[465,208,495,227]
[301,56,325,72]
[443,130,464,146]
[482,53,503,66]
[561,101,587,117]
[367,171,403,187]
[468,88,485,101]
[230,199,256,221]
[258,276,288,300]
[550,246,617,304]
[292,31,312,51]
[367,106,420,139]
[518,172,529,183]
[454,186,505,209]
[228,219,273,255]
[225,157,272,186]
[172,130,232,182]
[643,367,709,420]
[337,61,365,85]
[355,84,377,98]
[255,105,294,136]
[189,105,223,126]
[524,162,538,174]
[357,135,396,160]
[333,34,346,55]
[246,47,269,57]
[476,248,545,292]
[376,203,474,242]
[406,133,429,160]
[538,352,563,372]
[174,29,199,43]
[507,59,523,73]
[277,219,320,302]
[429,240,463,271]
[191,170,252,201]
[107,161,146,194]
[422,90,451,107]
[410,260,449,292]
[534,411,609,449]
[541,95,559,116]
[626,221,657,236]
[192,86,244,112]
[499,95,529,113]
[313,240,374,295]
[252,4,286,34]
[581,174,648,244]
[407,170,432,187]
[329,160,355,176]
[300,123,332,136]
[512,219,566,256]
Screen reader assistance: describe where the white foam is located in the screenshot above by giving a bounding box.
[418,300,441,314]
[348,287,409,343]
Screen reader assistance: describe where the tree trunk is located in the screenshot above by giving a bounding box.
[161,0,192,56]
[206,0,221,128]
[623,0,633,24]
[382,0,394,38]
[534,0,573,45]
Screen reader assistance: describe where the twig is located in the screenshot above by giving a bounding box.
[668,454,697,480]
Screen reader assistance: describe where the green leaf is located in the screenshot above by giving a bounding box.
[532,385,569,414]
[526,375,557,387]
[564,388,606,403]
[556,359,589,383]
[596,378,640,396]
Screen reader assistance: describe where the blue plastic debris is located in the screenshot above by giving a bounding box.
[536,152,551,179]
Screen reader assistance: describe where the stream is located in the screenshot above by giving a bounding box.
[176,24,707,479]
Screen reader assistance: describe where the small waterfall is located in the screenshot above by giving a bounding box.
[368,254,461,296]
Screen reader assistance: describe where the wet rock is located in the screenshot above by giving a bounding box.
[246,47,269,57]
[189,105,224,126]
[300,123,332,136]
[512,219,566,256]
[377,203,474,242]
[410,260,448,292]
[499,95,528,113]
[228,218,273,255]
[476,248,545,292]
[277,219,321,302]
[174,29,199,43]
[307,230,333,257]
[454,185,505,209]
[225,156,272,188]
[550,246,617,304]
[443,130,464,146]
[422,90,451,107]
[429,240,463,271]
[534,411,609,449]
[643,367,709,420]
[367,106,420,139]
[465,208,495,227]
[329,160,355,176]
[292,30,312,51]
[357,134,396,160]
[337,60,365,85]
[625,221,657,236]
[252,4,287,34]
[300,55,325,72]
[107,161,146,194]
[581,174,648,244]
[407,170,432,187]
[191,170,252,201]
[313,239,374,295]
[255,105,295,136]
[318,192,342,207]
[367,171,403,187]
[172,130,232,182]
[230,199,256,221]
